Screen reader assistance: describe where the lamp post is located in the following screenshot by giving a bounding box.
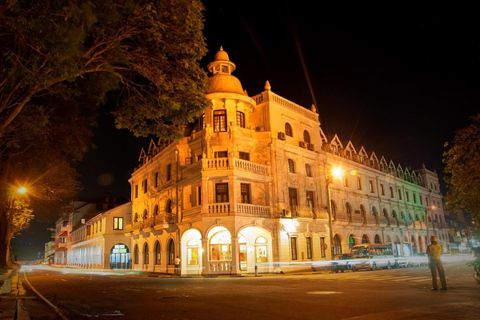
[326,167,343,259]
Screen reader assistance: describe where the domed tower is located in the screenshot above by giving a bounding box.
[207,46,247,95]
[201,47,256,143]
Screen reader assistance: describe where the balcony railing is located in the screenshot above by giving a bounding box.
[237,204,270,217]
[203,157,268,175]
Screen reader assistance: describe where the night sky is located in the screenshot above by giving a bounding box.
[12,1,479,260]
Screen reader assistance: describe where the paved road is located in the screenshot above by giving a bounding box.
[18,257,480,320]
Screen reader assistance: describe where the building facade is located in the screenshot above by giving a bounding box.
[125,47,449,276]
[52,194,129,268]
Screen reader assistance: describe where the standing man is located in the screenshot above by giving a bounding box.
[426,236,447,291]
[174,256,181,276]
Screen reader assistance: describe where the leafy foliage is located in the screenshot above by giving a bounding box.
[0,0,210,267]
[0,0,210,139]
[443,113,480,223]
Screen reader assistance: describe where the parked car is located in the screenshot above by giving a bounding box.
[331,254,369,273]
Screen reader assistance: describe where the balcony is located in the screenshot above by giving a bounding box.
[237,204,270,217]
[203,157,269,176]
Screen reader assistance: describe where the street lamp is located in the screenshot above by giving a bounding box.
[327,167,344,259]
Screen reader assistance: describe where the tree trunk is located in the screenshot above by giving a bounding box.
[0,206,12,268]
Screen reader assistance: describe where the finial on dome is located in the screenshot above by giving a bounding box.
[264,80,271,91]
[244,89,248,95]
[214,46,230,62]
[311,104,317,113]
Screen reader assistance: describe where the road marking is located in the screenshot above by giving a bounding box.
[307,291,342,295]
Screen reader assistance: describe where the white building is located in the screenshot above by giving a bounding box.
[67,202,131,269]
[125,47,449,276]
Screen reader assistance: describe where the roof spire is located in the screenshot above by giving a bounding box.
[264,80,271,91]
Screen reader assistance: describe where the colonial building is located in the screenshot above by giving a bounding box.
[125,47,449,275]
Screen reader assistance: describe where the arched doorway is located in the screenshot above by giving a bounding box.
[181,229,203,275]
[374,234,382,244]
[110,243,131,269]
[206,226,233,274]
[333,234,342,255]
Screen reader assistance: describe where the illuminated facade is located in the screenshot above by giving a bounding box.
[125,47,448,275]
[65,202,131,269]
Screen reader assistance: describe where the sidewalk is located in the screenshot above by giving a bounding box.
[0,265,29,320]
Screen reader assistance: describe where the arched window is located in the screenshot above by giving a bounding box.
[374,234,382,244]
[383,208,388,218]
[288,159,295,173]
[143,209,148,220]
[166,200,172,213]
[331,200,337,219]
[209,230,232,261]
[134,244,139,264]
[333,234,342,254]
[305,164,312,177]
[346,202,352,214]
[285,123,293,137]
[154,241,161,265]
[372,206,378,215]
[360,204,366,222]
[348,234,356,248]
[362,234,369,243]
[345,202,352,222]
[143,242,149,265]
[134,213,139,222]
[303,130,311,144]
[167,239,175,265]
[153,205,159,216]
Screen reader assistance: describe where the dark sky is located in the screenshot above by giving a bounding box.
[79,1,478,199]
[13,1,479,260]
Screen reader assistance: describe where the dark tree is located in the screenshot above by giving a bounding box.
[0,0,210,267]
[443,113,480,225]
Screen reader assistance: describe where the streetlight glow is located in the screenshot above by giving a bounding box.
[331,167,344,178]
[17,186,28,195]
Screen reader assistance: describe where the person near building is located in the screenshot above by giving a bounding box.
[174,256,181,276]
[426,236,447,290]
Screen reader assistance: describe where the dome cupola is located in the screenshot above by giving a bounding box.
[207,46,245,95]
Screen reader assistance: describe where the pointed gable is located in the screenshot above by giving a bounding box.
[319,127,328,145]
[148,139,157,156]
[396,164,404,180]
[138,148,147,165]
[330,135,343,154]
[388,160,396,175]
[379,156,388,172]
[357,146,369,165]
[369,151,379,169]
[343,141,357,160]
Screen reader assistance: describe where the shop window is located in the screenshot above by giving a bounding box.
[187,239,199,265]
[209,230,232,261]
